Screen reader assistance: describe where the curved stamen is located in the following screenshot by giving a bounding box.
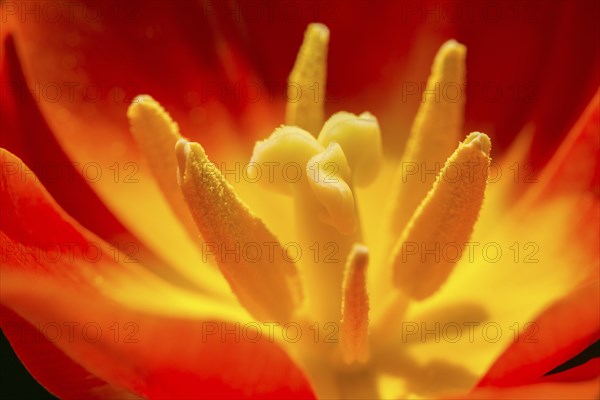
[127,95,200,242]
[391,132,491,300]
[176,139,303,323]
[388,40,467,238]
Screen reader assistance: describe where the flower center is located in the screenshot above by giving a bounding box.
[126,22,492,399]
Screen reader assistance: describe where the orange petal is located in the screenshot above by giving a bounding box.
[1,270,315,399]
[0,148,229,298]
[477,279,600,387]
[0,150,314,399]
[1,306,139,400]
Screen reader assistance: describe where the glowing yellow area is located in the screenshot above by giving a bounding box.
[122,24,595,400]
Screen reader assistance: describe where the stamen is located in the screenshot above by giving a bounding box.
[176,139,303,322]
[340,244,370,364]
[127,95,200,241]
[285,23,329,135]
[391,132,491,300]
[388,40,467,237]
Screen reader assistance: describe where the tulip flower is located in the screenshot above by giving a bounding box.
[1,1,598,399]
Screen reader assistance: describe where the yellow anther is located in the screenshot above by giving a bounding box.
[340,244,370,364]
[176,139,303,323]
[391,132,491,300]
[389,40,467,236]
[285,23,329,134]
[127,95,199,241]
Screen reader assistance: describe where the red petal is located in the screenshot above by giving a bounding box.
[525,89,600,201]
[5,0,597,166]
[477,280,600,387]
[5,0,596,190]
[0,149,315,399]
[542,359,600,383]
[451,378,600,399]
[243,1,599,160]
[516,90,600,270]
[5,0,276,149]
[459,1,599,165]
[0,34,132,245]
